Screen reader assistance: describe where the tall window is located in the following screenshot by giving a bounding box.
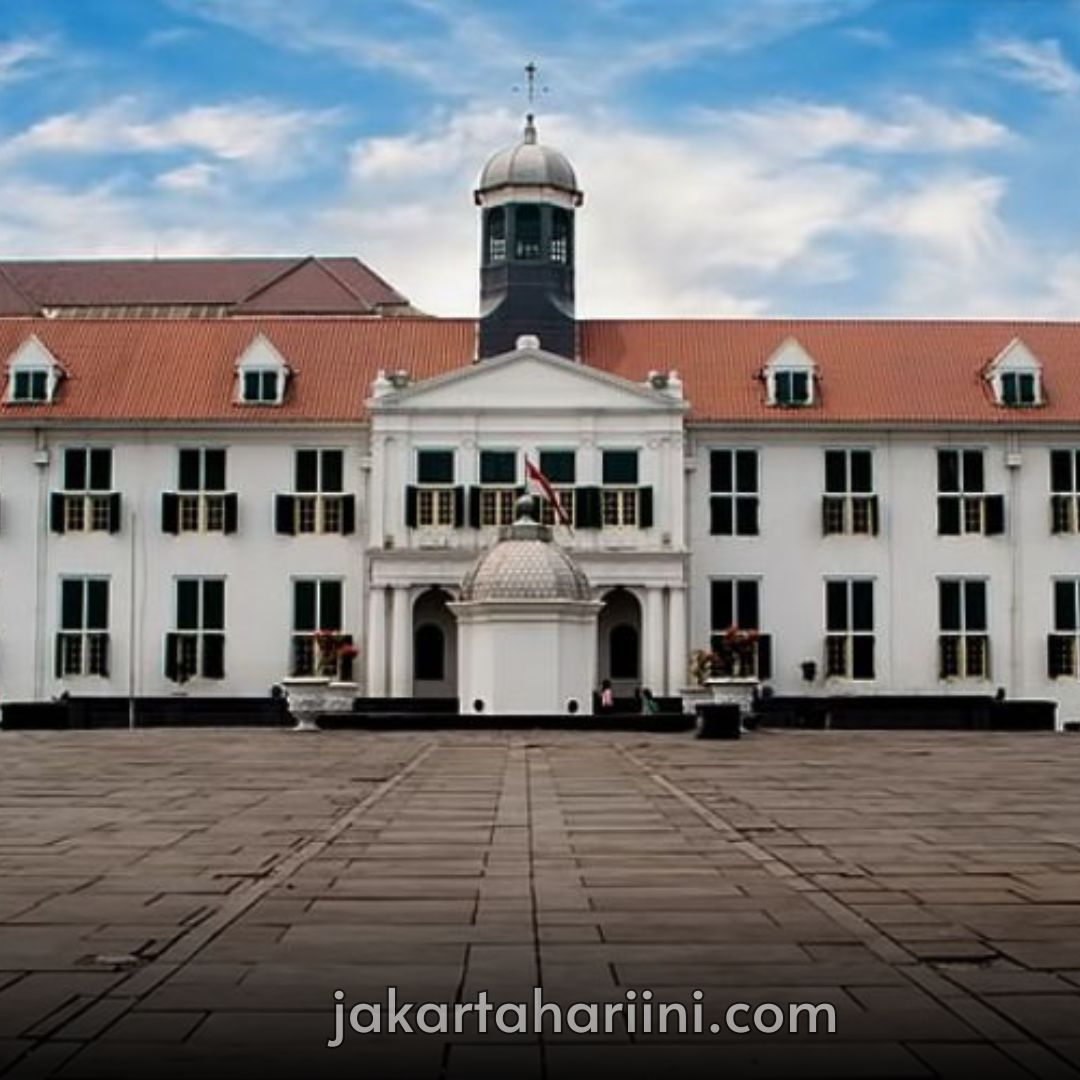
[486,207,506,262]
[823,449,878,535]
[292,579,350,678]
[709,449,759,535]
[479,449,518,526]
[825,579,875,680]
[710,578,770,678]
[514,205,542,259]
[53,448,120,533]
[1049,579,1080,679]
[163,448,235,534]
[601,449,640,528]
[538,449,576,526]
[551,208,571,263]
[939,579,989,679]
[937,449,1004,535]
[166,578,225,682]
[276,449,355,535]
[56,578,109,677]
[1050,450,1080,534]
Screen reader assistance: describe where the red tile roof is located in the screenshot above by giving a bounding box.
[2,317,1080,425]
[0,257,409,315]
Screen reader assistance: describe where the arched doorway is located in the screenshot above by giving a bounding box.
[598,588,642,698]
[412,588,457,699]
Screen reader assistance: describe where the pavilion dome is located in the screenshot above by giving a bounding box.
[476,115,580,198]
[460,497,592,603]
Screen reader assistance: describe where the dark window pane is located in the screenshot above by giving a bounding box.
[202,580,225,631]
[295,450,319,492]
[602,450,639,485]
[31,371,47,399]
[826,581,848,632]
[1019,373,1036,403]
[417,450,454,485]
[735,450,757,493]
[204,449,226,492]
[414,624,445,680]
[177,580,199,631]
[243,371,261,401]
[64,448,87,491]
[711,580,733,631]
[321,450,344,493]
[480,450,516,485]
[86,580,109,630]
[13,371,28,398]
[514,205,541,259]
[61,580,83,631]
[736,580,760,630]
[792,371,809,402]
[319,580,342,631]
[852,581,874,632]
[963,450,984,493]
[711,497,733,535]
[178,449,201,491]
[539,450,575,484]
[939,581,961,632]
[710,450,732,493]
[735,497,758,535]
[824,450,846,494]
[89,449,111,491]
[852,636,875,679]
[965,581,987,632]
[260,371,277,401]
[1051,450,1074,493]
[937,450,959,493]
[294,580,316,632]
[1055,581,1078,633]
[850,451,873,493]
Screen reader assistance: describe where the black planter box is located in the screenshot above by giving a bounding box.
[695,703,742,740]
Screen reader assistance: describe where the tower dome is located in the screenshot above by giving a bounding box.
[460,496,592,603]
[476,115,582,201]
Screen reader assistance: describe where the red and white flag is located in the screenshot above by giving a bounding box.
[525,457,572,528]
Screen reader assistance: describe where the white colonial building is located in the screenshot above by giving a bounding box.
[0,116,1079,728]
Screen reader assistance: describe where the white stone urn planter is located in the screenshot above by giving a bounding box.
[281,677,358,732]
[680,685,712,715]
[705,676,759,717]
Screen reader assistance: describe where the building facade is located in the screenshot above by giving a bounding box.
[1,118,1079,726]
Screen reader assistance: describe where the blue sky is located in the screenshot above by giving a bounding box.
[3,0,1080,317]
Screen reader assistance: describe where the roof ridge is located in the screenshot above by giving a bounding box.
[234,256,312,306]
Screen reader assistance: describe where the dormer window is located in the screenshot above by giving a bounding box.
[235,334,289,407]
[763,337,816,408]
[988,338,1042,409]
[6,336,62,405]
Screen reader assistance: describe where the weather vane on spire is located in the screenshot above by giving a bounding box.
[513,61,549,110]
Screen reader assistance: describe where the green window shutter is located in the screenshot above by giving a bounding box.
[161,492,179,535]
[341,494,356,535]
[50,492,66,534]
[937,496,960,535]
[223,493,239,534]
[869,495,881,535]
[107,492,122,534]
[275,494,296,535]
[638,487,653,529]
[468,486,482,528]
[822,496,840,536]
[202,633,225,679]
[405,486,419,528]
[574,487,601,529]
[453,486,466,527]
[757,634,772,680]
[164,633,180,682]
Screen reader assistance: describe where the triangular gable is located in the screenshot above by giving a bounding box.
[985,337,1042,376]
[235,258,373,314]
[372,345,685,413]
[763,336,817,372]
[235,333,291,371]
[6,334,62,372]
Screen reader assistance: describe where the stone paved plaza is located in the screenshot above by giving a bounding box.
[1,729,1080,1079]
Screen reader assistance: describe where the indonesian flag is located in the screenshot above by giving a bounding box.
[525,457,571,527]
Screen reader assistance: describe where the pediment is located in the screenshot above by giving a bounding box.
[764,336,816,372]
[987,337,1041,374]
[235,333,290,371]
[371,347,684,413]
[6,334,61,372]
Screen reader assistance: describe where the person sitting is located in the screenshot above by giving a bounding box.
[641,687,659,716]
[599,679,614,714]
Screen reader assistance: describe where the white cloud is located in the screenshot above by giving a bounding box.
[0,98,340,173]
[0,39,50,84]
[155,161,222,193]
[983,37,1080,96]
[712,96,1008,158]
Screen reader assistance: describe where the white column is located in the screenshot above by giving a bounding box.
[667,586,687,694]
[390,585,413,698]
[644,586,666,695]
[366,585,387,696]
